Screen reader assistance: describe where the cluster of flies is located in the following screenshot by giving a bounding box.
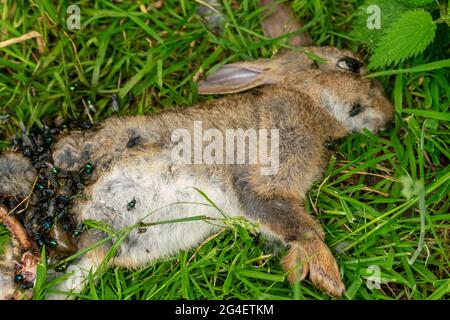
[0,83,137,286]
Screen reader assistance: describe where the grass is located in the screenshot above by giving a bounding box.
[0,0,449,300]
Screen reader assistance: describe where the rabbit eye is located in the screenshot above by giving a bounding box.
[349,103,364,117]
[337,57,363,73]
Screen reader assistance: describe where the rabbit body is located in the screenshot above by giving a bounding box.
[1,63,393,299]
[50,84,344,297]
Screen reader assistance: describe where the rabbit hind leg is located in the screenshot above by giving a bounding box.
[281,234,345,298]
[263,203,345,297]
[236,185,345,297]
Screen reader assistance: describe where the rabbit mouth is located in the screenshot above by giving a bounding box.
[319,91,387,133]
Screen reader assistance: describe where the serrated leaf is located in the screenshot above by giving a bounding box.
[351,0,409,50]
[395,0,435,7]
[369,10,436,69]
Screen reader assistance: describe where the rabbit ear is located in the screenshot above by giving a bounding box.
[197,62,278,95]
[259,0,312,47]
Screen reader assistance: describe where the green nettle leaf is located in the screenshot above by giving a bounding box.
[395,0,436,7]
[351,0,409,50]
[369,10,437,69]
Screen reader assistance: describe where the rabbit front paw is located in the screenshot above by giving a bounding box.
[282,239,345,298]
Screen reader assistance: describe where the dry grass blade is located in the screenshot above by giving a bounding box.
[0,30,45,54]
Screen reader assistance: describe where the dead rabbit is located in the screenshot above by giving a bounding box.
[0,1,393,299]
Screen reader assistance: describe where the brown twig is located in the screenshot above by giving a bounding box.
[0,205,32,251]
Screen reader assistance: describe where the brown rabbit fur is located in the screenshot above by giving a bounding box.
[0,2,394,300]
[1,69,392,299]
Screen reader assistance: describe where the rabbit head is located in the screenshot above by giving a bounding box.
[197,55,393,134]
[198,1,389,133]
[294,70,394,133]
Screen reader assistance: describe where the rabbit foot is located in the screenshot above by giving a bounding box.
[282,239,345,298]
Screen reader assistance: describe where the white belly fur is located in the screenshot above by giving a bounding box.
[77,154,244,268]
